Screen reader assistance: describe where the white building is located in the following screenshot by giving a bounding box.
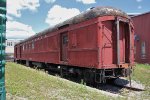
[5,39,22,59]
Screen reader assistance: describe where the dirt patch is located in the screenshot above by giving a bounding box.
[7,93,28,100]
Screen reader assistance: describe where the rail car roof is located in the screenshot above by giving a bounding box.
[16,6,130,45]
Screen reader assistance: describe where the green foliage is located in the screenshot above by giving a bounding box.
[0,2,6,99]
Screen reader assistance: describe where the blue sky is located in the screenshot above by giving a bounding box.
[6,0,150,39]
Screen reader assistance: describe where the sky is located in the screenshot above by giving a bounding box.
[6,0,150,39]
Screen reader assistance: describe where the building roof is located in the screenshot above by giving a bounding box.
[131,11,150,18]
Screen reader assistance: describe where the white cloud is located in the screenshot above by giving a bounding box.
[136,0,142,2]
[6,15,13,21]
[76,0,96,4]
[6,21,35,39]
[45,5,80,26]
[7,0,40,17]
[138,5,142,9]
[127,12,141,15]
[45,0,56,3]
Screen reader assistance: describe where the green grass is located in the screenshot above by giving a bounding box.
[132,64,150,86]
[130,63,150,100]
[6,62,119,100]
[5,62,150,100]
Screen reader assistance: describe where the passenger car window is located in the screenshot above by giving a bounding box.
[63,35,68,44]
[141,41,146,59]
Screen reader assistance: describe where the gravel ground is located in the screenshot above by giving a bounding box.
[97,78,146,100]
[114,78,145,90]
[85,84,123,98]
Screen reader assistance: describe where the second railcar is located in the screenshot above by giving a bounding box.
[14,7,134,84]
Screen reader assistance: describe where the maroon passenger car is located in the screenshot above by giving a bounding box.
[14,7,135,84]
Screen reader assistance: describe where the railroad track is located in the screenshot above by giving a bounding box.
[111,82,145,91]
[46,69,146,92]
[111,78,145,91]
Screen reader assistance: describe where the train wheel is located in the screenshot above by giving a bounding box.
[106,78,118,84]
[83,70,95,86]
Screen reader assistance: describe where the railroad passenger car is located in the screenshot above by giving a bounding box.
[14,7,135,84]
